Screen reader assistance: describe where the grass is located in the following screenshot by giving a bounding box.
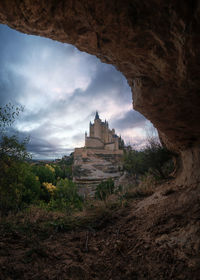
[0,175,158,240]
[0,202,117,241]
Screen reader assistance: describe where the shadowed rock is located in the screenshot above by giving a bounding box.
[0,0,199,184]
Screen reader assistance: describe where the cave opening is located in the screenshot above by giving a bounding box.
[0,23,152,160]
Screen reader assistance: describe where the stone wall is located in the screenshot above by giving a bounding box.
[105,143,115,151]
[85,137,104,149]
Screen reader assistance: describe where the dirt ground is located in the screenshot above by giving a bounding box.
[1,182,200,280]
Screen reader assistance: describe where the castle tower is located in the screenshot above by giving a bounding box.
[89,121,94,137]
[95,111,100,120]
[94,111,102,139]
[84,111,122,151]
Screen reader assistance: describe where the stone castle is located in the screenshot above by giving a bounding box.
[73,112,123,196]
[85,111,119,151]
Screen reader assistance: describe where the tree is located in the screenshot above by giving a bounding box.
[31,165,56,185]
[0,104,38,214]
[119,136,125,149]
[0,103,23,131]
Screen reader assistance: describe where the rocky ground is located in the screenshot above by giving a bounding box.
[0,181,200,280]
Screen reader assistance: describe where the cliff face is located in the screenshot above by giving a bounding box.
[73,148,123,196]
[0,1,199,185]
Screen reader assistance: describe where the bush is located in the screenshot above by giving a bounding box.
[0,162,41,214]
[31,165,56,185]
[95,178,115,201]
[123,139,174,180]
[143,139,173,179]
[46,179,83,213]
[123,149,147,177]
[0,104,41,214]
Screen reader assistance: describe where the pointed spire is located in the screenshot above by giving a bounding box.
[95,111,99,120]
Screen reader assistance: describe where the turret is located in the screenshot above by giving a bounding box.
[95,111,100,120]
[104,119,108,127]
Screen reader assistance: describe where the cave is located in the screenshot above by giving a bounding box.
[0,0,199,185]
[1,2,200,278]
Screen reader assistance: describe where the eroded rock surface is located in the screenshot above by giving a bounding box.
[0,1,199,184]
[73,148,123,196]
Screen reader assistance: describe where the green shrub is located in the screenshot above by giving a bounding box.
[46,179,83,213]
[31,165,56,185]
[123,149,147,176]
[123,139,174,180]
[95,178,115,201]
[0,162,40,214]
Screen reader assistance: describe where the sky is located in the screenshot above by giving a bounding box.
[0,24,151,159]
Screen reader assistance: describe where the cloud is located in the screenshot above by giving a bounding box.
[112,110,146,130]
[0,24,149,159]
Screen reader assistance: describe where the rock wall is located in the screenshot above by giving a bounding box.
[73,148,123,196]
[0,1,199,185]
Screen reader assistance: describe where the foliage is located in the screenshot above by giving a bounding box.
[123,149,147,177]
[0,104,38,214]
[53,164,64,179]
[0,104,82,215]
[57,154,74,179]
[95,178,115,201]
[0,162,40,213]
[42,182,56,195]
[0,103,23,131]
[0,135,30,162]
[143,138,173,178]
[42,179,83,213]
[31,165,56,185]
[123,138,173,179]
[45,164,55,173]
[118,136,125,149]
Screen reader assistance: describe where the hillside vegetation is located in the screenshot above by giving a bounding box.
[1,104,199,279]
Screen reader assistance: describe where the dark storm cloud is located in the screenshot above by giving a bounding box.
[27,137,73,158]
[0,23,79,105]
[0,68,28,106]
[112,110,146,130]
[69,63,130,107]
[0,24,148,159]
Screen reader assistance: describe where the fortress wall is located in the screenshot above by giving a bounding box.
[87,148,123,156]
[114,138,119,150]
[74,147,123,160]
[85,137,104,149]
[105,143,115,151]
